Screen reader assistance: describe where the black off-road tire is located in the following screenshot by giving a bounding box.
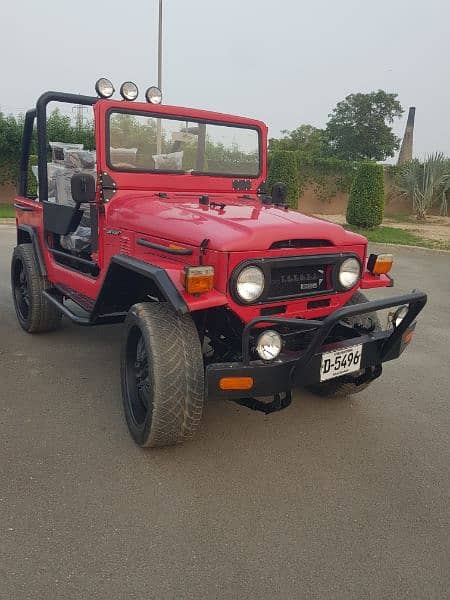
[11,244,62,333]
[306,291,381,398]
[121,302,205,448]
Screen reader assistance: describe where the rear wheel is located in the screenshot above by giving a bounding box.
[306,291,381,398]
[11,244,62,333]
[121,302,205,448]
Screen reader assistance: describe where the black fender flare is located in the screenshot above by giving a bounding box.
[91,254,188,319]
[17,225,47,277]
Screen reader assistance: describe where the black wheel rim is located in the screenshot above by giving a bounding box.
[13,258,30,322]
[125,326,153,428]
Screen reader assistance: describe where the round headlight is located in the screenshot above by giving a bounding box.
[256,330,282,361]
[393,305,408,328]
[338,257,361,289]
[95,78,114,98]
[146,86,162,104]
[120,81,139,101]
[236,266,265,303]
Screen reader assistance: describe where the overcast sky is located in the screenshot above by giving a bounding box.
[1,0,449,159]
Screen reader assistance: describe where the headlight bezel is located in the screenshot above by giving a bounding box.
[231,264,266,304]
[336,256,362,291]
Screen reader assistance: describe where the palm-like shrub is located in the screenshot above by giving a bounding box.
[396,153,450,220]
[441,170,450,216]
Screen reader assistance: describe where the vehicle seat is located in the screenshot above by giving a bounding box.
[53,148,96,255]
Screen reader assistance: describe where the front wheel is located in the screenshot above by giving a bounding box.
[121,303,205,448]
[306,291,381,398]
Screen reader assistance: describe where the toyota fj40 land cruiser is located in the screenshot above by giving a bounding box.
[11,79,427,448]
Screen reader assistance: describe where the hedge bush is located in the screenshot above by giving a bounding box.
[346,162,384,228]
[27,155,38,197]
[295,154,358,201]
[267,151,299,209]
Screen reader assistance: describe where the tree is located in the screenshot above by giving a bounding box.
[0,108,95,188]
[346,162,385,228]
[0,111,22,185]
[269,124,328,158]
[326,91,403,161]
[47,108,94,150]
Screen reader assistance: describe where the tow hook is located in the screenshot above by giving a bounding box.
[232,391,292,414]
[352,364,382,386]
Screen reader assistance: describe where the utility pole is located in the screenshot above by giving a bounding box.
[158,0,163,92]
[73,104,85,129]
[156,0,163,154]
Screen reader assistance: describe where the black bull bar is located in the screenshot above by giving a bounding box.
[206,290,427,402]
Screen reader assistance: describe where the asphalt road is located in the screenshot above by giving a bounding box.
[1,222,449,600]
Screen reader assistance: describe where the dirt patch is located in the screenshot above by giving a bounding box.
[314,214,450,244]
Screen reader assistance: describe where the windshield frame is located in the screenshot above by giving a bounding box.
[105,107,263,179]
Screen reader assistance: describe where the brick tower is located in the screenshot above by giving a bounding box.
[397,107,416,164]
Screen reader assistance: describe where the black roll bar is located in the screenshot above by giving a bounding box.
[18,109,36,197]
[35,92,97,201]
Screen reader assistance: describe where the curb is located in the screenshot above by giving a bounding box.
[369,241,450,254]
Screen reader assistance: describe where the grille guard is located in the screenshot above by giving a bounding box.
[206,290,427,399]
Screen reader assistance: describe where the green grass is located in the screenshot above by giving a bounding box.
[345,224,450,251]
[0,205,15,218]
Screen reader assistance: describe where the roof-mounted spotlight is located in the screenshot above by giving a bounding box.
[145,86,162,104]
[120,81,139,101]
[95,78,115,98]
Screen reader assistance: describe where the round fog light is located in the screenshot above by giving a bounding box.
[256,330,282,361]
[120,81,139,101]
[393,305,408,328]
[95,77,114,98]
[146,86,163,104]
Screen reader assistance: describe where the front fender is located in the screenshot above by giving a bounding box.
[92,254,228,320]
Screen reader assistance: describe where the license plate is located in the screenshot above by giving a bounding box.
[320,344,363,382]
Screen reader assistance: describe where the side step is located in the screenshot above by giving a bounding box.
[54,283,95,312]
[43,290,91,325]
[43,290,127,326]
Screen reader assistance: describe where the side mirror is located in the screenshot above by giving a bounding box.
[271,182,287,205]
[71,173,96,206]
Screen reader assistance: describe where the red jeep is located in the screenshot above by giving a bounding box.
[11,80,427,448]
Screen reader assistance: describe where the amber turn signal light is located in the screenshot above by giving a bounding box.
[181,266,214,295]
[403,329,414,345]
[219,377,254,391]
[367,253,393,275]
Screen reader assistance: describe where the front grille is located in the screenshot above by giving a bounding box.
[231,253,360,305]
[268,264,329,299]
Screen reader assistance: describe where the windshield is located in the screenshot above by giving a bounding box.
[107,110,260,177]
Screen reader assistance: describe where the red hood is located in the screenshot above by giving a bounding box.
[107,192,367,252]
